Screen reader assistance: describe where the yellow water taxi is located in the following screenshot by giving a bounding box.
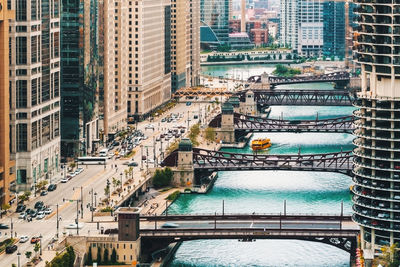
[251,138,271,151]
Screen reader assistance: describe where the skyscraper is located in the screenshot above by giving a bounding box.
[170,0,200,92]
[61,0,100,157]
[0,0,17,204]
[298,0,323,56]
[102,0,129,140]
[323,1,345,58]
[352,0,400,255]
[125,0,172,120]
[279,0,298,51]
[201,0,230,45]
[9,0,61,191]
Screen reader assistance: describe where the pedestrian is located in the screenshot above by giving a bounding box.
[15,232,17,237]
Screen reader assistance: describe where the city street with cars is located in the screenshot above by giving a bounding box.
[0,100,220,267]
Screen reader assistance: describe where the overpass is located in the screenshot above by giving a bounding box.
[247,71,350,88]
[139,213,359,261]
[161,148,353,175]
[209,113,355,133]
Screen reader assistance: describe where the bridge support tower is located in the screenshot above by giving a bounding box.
[215,102,235,143]
[239,90,257,116]
[172,138,195,187]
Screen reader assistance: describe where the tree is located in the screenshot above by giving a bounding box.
[97,246,102,264]
[104,184,110,201]
[25,251,32,261]
[111,248,117,264]
[103,248,109,264]
[152,168,173,188]
[34,243,40,257]
[376,243,400,267]
[278,53,282,60]
[205,127,215,142]
[1,204,10,212]
[112,177,118,192]
[286,54,292,60]
[85,248,93,266]
[128,167,133,179]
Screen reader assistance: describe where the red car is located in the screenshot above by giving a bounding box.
[30,236,40,244]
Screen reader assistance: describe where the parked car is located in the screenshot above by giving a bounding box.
[34,201,44,209]
[128,162,139,167]
[5,245,17,254]
[16,204,26,212]
[30,237,40,244]
[29,210,37,217]
[61,177,69,183]
[48,184,57,191]
[40,190,48,196]
[145,124,155,130]
[18,212,27,219]
[0,223,9,229]
[19,236,29,243]
[36,211,45,220]
[44,208,53,215]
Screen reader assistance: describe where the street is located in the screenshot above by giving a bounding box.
[0,101,219,267]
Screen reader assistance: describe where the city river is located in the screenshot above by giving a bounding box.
[167,67,355,266]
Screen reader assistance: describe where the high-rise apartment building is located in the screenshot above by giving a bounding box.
[170,0,200,92]
[9,0,61,191]
[102,0,129,140]
[60,0,100,157]
[0,0,17,205]
[200,0,230,45]
[352,0,400,254]
[323,1,345,58]
[125,0,172,120]
[279,0,298,51]
[298,0,323,56]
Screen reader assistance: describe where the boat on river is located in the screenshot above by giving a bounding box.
[251,138,271,151]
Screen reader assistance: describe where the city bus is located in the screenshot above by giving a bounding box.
[77,157,107,165]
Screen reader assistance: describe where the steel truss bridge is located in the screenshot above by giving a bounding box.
[140,213,358,256]
[162,148,353,174]
[209,113,355,133]
[247,71,350,87]
[238,89,355,106]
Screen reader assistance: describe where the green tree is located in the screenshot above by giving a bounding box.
[104,183,110,202]
[103,248,109,264]
[111,248,117,264]
[205,127,215,142]
[34,243,40,257]
[279,53,282,60]
[25,251,32,261]
[376,243,400,267]
[286,54,292,60]
[112,177,118,192]
[152,168,173,188]
[85,247,93,265]
[97,246,102,264]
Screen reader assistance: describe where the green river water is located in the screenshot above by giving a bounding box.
[167,65,355,266]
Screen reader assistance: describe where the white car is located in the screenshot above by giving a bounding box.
[18,212,26,219]
[44,208,53,215]
[61,178,69,183]
[36,211,45,220]
[19,235,29,243]
[65,223,84,229]
[68,172,76,178]
[145,124,155,130]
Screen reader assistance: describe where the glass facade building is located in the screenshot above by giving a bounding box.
[200,0,230,45]
[61,0,100,157]
[352,0,400,254]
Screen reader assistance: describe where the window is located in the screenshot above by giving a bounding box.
[16,80,27,108]
[17,169,27,184]
[17,124,27,152]
[16,37,27,64]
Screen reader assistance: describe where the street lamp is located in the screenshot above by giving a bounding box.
[63,198,81,235]
[17,251,21,267]
[88,189,96,222]
[73,186,84,219]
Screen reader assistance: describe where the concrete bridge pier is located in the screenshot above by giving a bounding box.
[172,139,195,187]
[215,102,235,143]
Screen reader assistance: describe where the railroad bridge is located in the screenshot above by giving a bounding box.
[114,208,359,264]
[209,112,355,133]
[247,71,350,88]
